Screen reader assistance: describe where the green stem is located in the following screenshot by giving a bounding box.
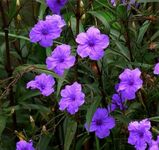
[95,136,100,150]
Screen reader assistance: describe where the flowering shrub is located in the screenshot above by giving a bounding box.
[0,0,159,149]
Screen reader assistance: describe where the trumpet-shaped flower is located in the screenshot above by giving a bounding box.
[27,73,55,96]
[46,0,68,14]
[128,119,152,150]
[85,108,115,139]
[46,44,75,76]
[76,27,110,60]
[118,68,143,100]
[16,140,35,150]
[29,15,65,47]
[59,82,85,114]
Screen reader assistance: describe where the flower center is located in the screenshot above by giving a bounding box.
[96,119,102,126]
[41,28,49,35]
[88,41,95,47]
[57,0,61,4]
[138,131,144,138]
[59,57,65,63]
[70,95,76,101]
[39,83,45,90]
[128,80,134,86]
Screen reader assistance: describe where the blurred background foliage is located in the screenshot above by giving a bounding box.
[0,0,159,149]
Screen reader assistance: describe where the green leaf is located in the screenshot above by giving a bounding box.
[56,71,68,98]
[0,32,30,41]
[70,16,84,36]
[151,30,159,41]
[46,47,52,57]
[64,117,77,150]
[116,4,127,20]
[138,0,159,2]
[86,99,100,128]
[137,21,150,44]
[0,116,7,137]
[13,64,60,79]
[149,116,159,122]
[88,11,110,33]
[8,0,16,20]
[38,0,47,20]
[17,91,40,102]
[114,41,130,61]
[19,103,50,113]
[37,134,52,150]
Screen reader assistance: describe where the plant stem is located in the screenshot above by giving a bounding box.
[0,0,17,130]
[76,0,81,35]
[95,136,100,150]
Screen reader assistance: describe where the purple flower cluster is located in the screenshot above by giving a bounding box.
[46,0,68,14]
[27,73,55,96]
[16,140,35,150]
[128,119,152,150]
[117,68,143,100]
[59,82,85,114]
[85,108,115,139]
[76,27,110,60]
[29,15,65,47]
[46,44,75,76]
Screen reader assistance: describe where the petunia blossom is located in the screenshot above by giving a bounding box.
[128,119,152,150]
[46,44,75,76]
[76,26,110,60]
[16,140,35,150]
[85,108,115,139]
[27,73,55,96]
[117,68,143,100]
[46,0,68,14]
[59,82,85,114]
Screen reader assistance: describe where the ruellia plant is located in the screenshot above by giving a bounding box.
[0,0,159,149]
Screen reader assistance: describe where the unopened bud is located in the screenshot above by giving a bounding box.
[68,21,71,27]
[11,108,15,114]
[30,115,35,128]
[81,14,86,21]
[17,14,21,22]
[30,116,34,123]
[16,0,20,7]
[132,21,136,29]
[42,125,47,133]
[80,0,84,8]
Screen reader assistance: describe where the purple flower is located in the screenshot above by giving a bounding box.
[149,136,159,150]
[110,0,116,6]
[153,63,159,75]
[76,26,110,60]
[29,15,65,47]
[108,93,126,112]
[46,0,68,14]
[45,15,66,28]
[16,140,35,150]
[59,82,85,114]
[27,73,55,96]
[46,44,75,76]
[128,119,152,150]
[85,108,115,139]
[122,0,138,10]
[118,68,143,100]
